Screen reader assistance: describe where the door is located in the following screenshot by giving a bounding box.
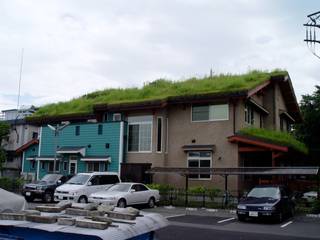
[128,184,148,204]
[69,157,78,175]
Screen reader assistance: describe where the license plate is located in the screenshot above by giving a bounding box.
[249,211,258,217]
[26,192,31,196]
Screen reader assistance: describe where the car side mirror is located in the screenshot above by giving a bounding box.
[57,180,62,185]
[87,181,92,186]
[130,189,135,193]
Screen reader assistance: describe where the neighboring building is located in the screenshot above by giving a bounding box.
[22,71,306,193]
[20,121,124,180]
[0,107,38,178]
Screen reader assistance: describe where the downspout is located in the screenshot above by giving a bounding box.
[233,101,236,134]
[118,121,124,176]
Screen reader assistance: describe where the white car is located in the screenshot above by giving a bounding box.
[302,191,318,202]
[0,188,27,213]
[54,172,120,203]
[88,182,160,208]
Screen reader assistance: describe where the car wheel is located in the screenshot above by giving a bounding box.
[43,191,53,203]
[78,196,88,203]
[25,196,34,202]
[237,215,246,222]
[117,199,127,208]
[148,197,156,208]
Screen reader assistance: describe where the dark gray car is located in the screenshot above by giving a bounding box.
[22,174,69,203]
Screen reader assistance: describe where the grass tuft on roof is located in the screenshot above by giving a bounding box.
[32,70,287,117]
[238,127,308,154]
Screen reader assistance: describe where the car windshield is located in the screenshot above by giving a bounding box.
[247,187,280,199]
[107,183,131,192]
[67,174,90,185]
[41,174,62,183]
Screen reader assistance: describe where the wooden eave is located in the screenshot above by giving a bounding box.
[16,139,39,154]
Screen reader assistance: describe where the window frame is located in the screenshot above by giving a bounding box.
[113,113,122,121]
[187,151,212,180]
[244,103,255,125]
[156,117,163,153]
[191,104,229,123]
[87,162,100,173]
[75,126,80,136]
[98,124,103,135]
[127,116,153,153]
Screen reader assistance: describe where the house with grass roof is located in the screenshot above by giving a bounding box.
[22,70,307,193]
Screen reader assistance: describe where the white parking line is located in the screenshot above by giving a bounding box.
[166,214,186,219]
[280,221,293,228]
[217,217,236,223]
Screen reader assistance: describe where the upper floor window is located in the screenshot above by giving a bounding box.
[98,124,103,135]
[32,132,38,139]
[128,116,152,152]
[113,113,121,121]
[245,104,254,125]
[192,104,229,122]
[75,126,80,136]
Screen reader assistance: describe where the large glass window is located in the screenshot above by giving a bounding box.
[192,104,229,122]
[187,151,212,179]
[245,103,254,125]
[128,116,152,152]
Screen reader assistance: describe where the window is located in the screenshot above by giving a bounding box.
[98,124,103,135]
[157,117,162,152]
[113,113,121,121]
[75,126,80,136]
[103,162,108,171]
[245,104,254,125]
[131,184,148,192]
[32,132,38,139]
[99,175,120,185]
[89,175,100,185]
[187,151,212,179]
[41,161,45,170]
[31,161,36,170]
[48,161,60,172]
[128,116,152,152]
[192,104,229,122]
[63,162,68,171]
[87,162,100,172]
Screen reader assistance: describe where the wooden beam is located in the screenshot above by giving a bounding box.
[248,80,271,97]
[239,147,269,152]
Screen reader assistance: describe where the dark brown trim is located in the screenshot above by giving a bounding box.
[228,135,288,152]
[16,139,39,154]
[26,113,96,125]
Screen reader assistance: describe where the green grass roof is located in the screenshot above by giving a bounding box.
[32,70,287,117]
[238,127,308,154]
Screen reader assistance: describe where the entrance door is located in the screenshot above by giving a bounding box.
[69,156,78,175]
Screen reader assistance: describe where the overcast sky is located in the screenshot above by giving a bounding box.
[0,0,319,111]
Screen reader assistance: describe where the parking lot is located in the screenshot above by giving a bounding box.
[26,200,320,239]
[144,207,320,240]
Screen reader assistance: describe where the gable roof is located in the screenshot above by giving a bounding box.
[15,139,39,154]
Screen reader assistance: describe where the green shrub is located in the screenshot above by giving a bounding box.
[146,183,174,193]
[189,186,206,194]
[0,177,24,193]
[311,199,320,214]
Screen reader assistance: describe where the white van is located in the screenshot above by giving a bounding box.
[54,172,120,203]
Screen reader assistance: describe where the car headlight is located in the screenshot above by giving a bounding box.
[263,206,274,211]
[237,204,246,210]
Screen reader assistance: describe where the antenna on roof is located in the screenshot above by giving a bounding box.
[304,11,320,59]
[210,68,214,78]
[17,48,24,111]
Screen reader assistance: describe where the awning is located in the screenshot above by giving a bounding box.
[80,156,111,162]
[56,146,86,156]
[26,156,37,161]
[182,145,215,152]
[35,156,61,161]
[146,167,320,176]
[280,111,296,123]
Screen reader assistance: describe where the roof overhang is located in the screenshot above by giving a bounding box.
[182,145,215,152]
[35,156,62,161]
[56,146,86,156]
[228,135,288,152]
[16,139,39,154]
[146,167,319,176]
[247,98,269,115]
[80,156,111,162]
[280,111,296,123]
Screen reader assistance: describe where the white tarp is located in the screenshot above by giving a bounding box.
[0,188,27,213]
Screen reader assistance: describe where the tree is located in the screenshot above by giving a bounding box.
[0,122,10,170]
[294,86,320,165]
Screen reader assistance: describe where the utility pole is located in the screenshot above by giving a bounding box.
[47,123,69,173]
[304,11,320,59]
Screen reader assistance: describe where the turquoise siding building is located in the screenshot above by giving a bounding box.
[21,121,124,180]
